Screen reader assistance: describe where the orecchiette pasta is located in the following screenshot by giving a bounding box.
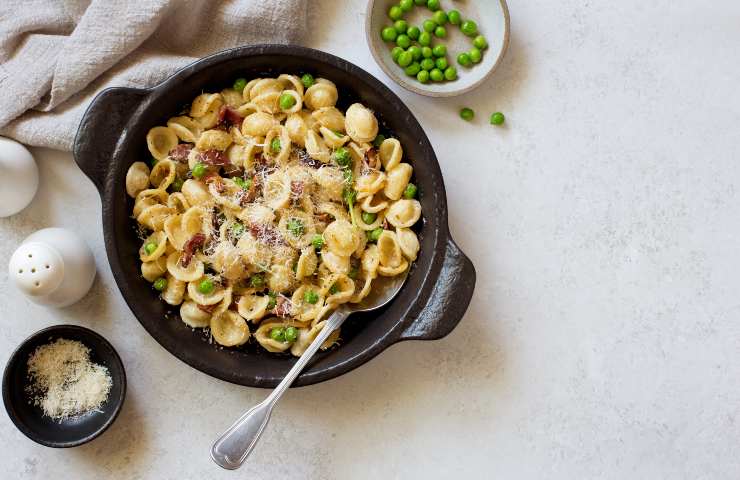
[127,73,422,356]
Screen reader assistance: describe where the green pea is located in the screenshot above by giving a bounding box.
[311,234,324,250]
[270,327,286,342]
[434,26,446,38]
[372,134,386,147]
[432,10,447,25]
[403,183,418,199]
[153,277,167,291]
[287,218,304,237]
[303,289,319,304]
[233,176,252,190]
[407,26,421,40]
[399,0,414,11]
[408,45,422,61]
[270,137,281,153]
[426,0,440,11]
[398,50,413,67]
[250,274,265,289]
[422,19,436,32]
[414,0,426,4]
[404,62,421,77]
[198,279,214,294]
[430,68,444,82]
[329,283,339,295]
[362,211,378,224]
[421,46,433,58]
[279,93,296,110]
[396,34,411,49]
[457,52,472,67]
[469,47,482,63]
[144,242,157,254]
[170,177,184,192]
[284,326,299,343]
[432,44,447,57]
[367,228,384,242]
[266,292,277,310]
[460,108,474,121]
[435,57,448,70]
[448,9,461,25]
[231,222,245,238]
[233,77,247,93]
[417,70,430,83]
[301,73,315,88]
[391,46,404,63]
[192,162,206,179]
[388,5,403,20]
[490,112,505,126]
[461,20,478,36]
[418,31,432,46]
[473,35,488,50]
[420,58,435,70]
[381,26,397,42]
[394,19,408,34]
[444,66,458,80]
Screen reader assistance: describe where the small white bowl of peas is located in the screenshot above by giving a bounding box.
[366,0,510,97]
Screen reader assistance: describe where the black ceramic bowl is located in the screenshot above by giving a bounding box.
[2,325,126,448]
[73,45,475,388]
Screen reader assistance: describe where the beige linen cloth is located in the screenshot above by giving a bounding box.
[0,0,307,150]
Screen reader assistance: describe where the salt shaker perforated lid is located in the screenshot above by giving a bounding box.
[8,228,96,307]
[0,137,39,217]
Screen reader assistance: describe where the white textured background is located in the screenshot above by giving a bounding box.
[2,1,740,478]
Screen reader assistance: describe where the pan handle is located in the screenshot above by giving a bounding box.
[397,235,476,341]
[73,87,148,193]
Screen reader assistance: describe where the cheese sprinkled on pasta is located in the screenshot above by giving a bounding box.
[127,74,421,356]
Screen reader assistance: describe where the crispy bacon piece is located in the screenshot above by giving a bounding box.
[217,105,245,128]
[229,295,241,311]
[272,296,291,317]
[180,233,206,267]
[211,208,225,232]
[290,180,304,202]
[169,143,193,163]
[365,147,380,170]
[298,148,323,169]
[238,175,260,206]
[315,212,332,223]
[198,149,228,166]
[197,304,217,314]
[249,223,285,246]
[205,175,225,193]
[223,163,243,178]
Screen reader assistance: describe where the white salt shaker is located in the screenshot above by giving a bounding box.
[8,228,96,307]
[0,137,39,217]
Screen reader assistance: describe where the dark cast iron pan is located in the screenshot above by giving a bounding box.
[73,45,475,388]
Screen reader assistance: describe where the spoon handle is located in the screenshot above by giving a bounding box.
[210,308,349,470]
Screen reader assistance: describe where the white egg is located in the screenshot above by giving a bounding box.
[0,137,39,217]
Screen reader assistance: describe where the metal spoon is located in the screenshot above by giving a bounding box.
[210,272,408,470]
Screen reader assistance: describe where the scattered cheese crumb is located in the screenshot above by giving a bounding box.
[26,338,112,421]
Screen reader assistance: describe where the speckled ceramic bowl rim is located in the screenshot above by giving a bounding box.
[365,0,510,97]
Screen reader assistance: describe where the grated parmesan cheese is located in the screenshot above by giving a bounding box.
[25,338,112,421]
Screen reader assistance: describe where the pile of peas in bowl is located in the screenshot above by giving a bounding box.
[380,0,490,84]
